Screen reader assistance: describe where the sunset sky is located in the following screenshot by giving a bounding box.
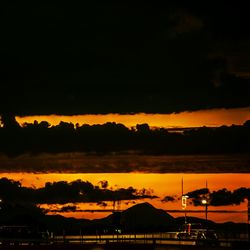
[0,172,249,223]
[16,107,250,128]
[1,1,250,225]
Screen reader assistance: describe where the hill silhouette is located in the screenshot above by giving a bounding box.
[0,202,248,236]
[35,202,176,234]
[121,202,175,231]
[95,202,175,232]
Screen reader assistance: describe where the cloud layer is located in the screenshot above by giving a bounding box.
[1,2,250,115]
[0,120,250,159]
[0,178,157,206]
[163,187,250,206]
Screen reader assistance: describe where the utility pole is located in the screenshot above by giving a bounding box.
[181,178,188,224]
[201,180,209,229]
[248,198,250,241]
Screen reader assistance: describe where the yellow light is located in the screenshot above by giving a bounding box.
[182,195,189,209]
[201,199,207,205]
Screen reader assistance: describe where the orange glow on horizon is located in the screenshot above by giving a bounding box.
[1,173,248,196]
[16,107,250,128]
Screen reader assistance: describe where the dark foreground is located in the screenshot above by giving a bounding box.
[0,242,250,250]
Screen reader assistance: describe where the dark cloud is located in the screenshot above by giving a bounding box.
[55,205,78,213]
[0,121,250,159]
[0,177,157,206]
[97,201,108,208]
[187,187,250,206]
[1,152,250,173]
[209,188,250,206]
[162,187,250,207]
[1,1,250,116]
[161,196,175,203]
[98,181,109,189]
[185,188,209,199]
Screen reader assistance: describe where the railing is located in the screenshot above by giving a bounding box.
[0,233,249,248]
[51,233,249,248]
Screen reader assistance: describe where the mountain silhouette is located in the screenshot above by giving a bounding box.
[1,202,247,235]
[95,202,176,232]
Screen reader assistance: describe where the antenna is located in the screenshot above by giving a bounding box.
[181,177,184,196]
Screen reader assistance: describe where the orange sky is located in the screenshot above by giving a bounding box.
[1,173,248,194]
[1,173,249,223]
[16,107,250,128]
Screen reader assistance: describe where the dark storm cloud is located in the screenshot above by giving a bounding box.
[1,1,250,115]
[0,120,250,160]
[209,188,250,206]
[161,196,175,203]
[162,187,250,206]
[0,177,157,205]
[185,188,209,199]
[187,187,250,206]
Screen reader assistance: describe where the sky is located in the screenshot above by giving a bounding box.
[0,1,250,224]
[1,1,250,116]
[16,107,250,128]
[0,173,249,223]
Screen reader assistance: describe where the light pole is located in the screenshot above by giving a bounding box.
[247,198,250,241]
[201,198,208,228]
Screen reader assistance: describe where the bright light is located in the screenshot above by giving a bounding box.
[182,195,189,209]
[201,199,207,205]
